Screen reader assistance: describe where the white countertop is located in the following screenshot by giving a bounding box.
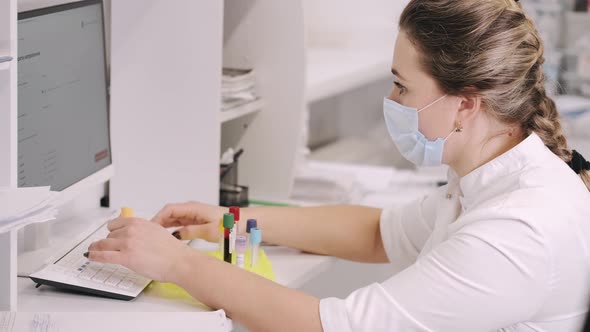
[17,244,334,312]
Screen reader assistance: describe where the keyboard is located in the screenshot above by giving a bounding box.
[29,220,152,301]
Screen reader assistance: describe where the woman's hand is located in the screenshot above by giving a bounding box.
[151,201,226,242]
[86,217,192,283]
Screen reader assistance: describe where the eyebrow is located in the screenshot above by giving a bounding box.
[391,68,406,81]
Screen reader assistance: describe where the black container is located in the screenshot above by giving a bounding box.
[575,0,588,12]
[219,156,249,207]
[220,185,249,207]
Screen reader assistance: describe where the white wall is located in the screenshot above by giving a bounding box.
[302,0,409,51]
[298,1,413,298]
[303,0,411,168]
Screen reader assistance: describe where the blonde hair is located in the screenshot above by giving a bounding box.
[581,170,590,189]
[399,0,590,191]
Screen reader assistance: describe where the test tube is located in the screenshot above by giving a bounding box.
[236,235,247,269]
[121,207,133,218]
[250,228,262,269]
[229,206,240,254]
[218,217,224,253]
[223,213,234,264]
[246,219,257,251]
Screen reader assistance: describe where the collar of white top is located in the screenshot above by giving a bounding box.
[448,132,546,210]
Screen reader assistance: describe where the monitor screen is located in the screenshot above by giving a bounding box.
[17,0,111,192]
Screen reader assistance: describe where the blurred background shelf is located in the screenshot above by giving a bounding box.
[306,48,391,103]
[220,98,264,124]
[0,56,12,70]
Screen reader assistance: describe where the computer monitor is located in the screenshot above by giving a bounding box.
[16,0,114,273]
[17,0,112,200]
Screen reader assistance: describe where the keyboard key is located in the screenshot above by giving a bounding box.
[118,279,134,290]
[102,266,116,274]
[89,262,103,269]
[71,258,86,268]
[91,270,111,283]
[105,276,122,287]
[79,267,98,280]
[112,271,125,279]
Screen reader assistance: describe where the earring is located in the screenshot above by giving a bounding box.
[455,121,463,133]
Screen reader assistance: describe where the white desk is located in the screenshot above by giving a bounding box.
[16,243,335,331]
[17,247,334,311]
[263,246,335,289]
[17,277,208,312]
[13,205,335,332]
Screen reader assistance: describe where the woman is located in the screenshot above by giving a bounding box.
[87,0,590,331]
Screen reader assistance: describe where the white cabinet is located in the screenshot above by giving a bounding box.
[110,0,308,211]
[0,0,18,312]
[109,1,223,214]
[0,0,17,189]
[221,0,307,200]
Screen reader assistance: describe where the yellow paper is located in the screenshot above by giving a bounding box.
[149,248,275,306]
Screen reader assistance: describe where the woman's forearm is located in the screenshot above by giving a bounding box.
[242,205,388,263]
[174,247,323,332]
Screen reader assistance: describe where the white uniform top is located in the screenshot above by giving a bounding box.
[320,133,590,332]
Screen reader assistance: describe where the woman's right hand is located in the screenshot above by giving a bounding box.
[151,201,226,242]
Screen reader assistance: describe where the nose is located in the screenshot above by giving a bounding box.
[387,87,400,103]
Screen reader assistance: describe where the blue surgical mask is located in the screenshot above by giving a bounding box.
[383,95,455,167]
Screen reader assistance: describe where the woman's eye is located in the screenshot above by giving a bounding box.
[394,81,407,95]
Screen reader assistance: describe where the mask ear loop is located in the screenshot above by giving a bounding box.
[417,94,448,113]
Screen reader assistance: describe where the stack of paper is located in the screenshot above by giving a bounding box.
[291,169,362,204]
[222,68,259,111]
[292,160,445,207]
[0,187,59,234]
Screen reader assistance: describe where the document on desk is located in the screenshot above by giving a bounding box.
[0,310,232,332]
[0,186,59,234]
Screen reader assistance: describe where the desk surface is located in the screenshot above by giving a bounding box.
[17,245,334,312]
[15,206,335,312]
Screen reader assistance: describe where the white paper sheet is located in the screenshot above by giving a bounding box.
[0,187,59,234]
[0,311,232,332]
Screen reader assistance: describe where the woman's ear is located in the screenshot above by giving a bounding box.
[457,89,482,122]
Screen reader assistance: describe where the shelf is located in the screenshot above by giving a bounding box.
[0,61,11,71]
[563,71,590,83]
[306,48,392,103]
[220,98,264,123]
[0,55,13,70]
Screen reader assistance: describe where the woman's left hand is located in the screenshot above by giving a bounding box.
[86,217,191,283]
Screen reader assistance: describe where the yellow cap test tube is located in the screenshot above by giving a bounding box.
[121,207,134,218]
